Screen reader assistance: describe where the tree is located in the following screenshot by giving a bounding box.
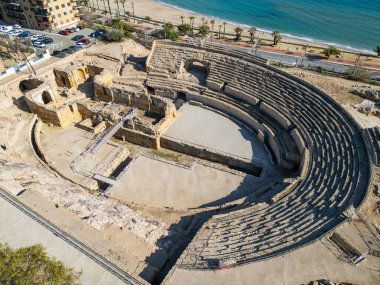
[100,0,107,15]
[145,16,151,23]
[180,15,184,25]
[0,243,81,284]
[248,26,256,43]
[374,45,380,56]
[322,46,341,58]
[114,0,120,17]
[106,0,112,18]
[223,22,227,38]
[201,17,205,25]
[162,22,178,41]
[119,0,126,16]
[210,19,215,42]
[272,30,281,45]
[234,27,243,41]
[198,24,210,38]
[106,28,124,41]
[177,23,192,35]
[218,24,222,39]
[189,16,195,33]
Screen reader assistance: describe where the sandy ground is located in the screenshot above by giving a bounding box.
[109,155,255,209]
[163,105,269,162]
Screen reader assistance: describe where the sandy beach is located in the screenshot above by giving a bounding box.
[110,0,372,53]
[97,0,380,67]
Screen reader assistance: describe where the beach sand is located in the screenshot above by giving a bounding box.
[100,0,380,66]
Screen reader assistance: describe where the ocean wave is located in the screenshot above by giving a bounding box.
[155,0,376,55]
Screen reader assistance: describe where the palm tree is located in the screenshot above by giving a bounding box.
[114,0,120,17]
[100,0,107,14]
[119,0,126,16]
[234,27,243,41]
[106,0,112,18]
[201,17,205,25]
[272,30,282,45]
[223,22,227,38]
[180,16,184,25]
[210,19,215,42]
[218,24,222,39]
[131,2,135,23]
[189,16,195,33]
[248,27,256,43]
[374,45,380,56]
[145,16,152,23]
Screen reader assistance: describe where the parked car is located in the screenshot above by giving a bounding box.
[77,25,85,30]
[65,28,76,33]
[18,31,32,38]
[71,35,84,41]
[74,42,86,48]
[13,24,21,29]
[0,26,13,33]
[33,41,46,48]
[36,35,48,41]
[79,38,90,45]
[30,34,41,41]
[52,50,65,57]
[89,29,105,38]
[59,30,71,35]
[70,27,80,32]
[9,29,23,36]
[41,37,53,44]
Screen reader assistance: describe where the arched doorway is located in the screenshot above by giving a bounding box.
[41,91,53,104]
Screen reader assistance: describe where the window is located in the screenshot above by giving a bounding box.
[52,15,56,19]
[63,11,67,15]
[49,8,53,11]
[55,5,59,9]
[58,13,61,17]
[61,4,65,8]
[67,2,71,5]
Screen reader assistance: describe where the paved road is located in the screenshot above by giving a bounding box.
[207,40,380,80]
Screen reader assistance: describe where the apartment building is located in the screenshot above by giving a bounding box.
[0,0,80,31]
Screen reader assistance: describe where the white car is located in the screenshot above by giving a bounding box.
[13,24,22,29]
[74,42,86,48]
[33,41,46,48]
[9,29,23,36]
[0,26,13,33]
[71,27,80,32]
[30,34,41,41]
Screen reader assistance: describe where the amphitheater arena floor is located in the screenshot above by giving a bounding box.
[163,104,269,162]
[109,155,258,209]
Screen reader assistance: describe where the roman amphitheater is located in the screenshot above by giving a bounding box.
[1,39,380,285]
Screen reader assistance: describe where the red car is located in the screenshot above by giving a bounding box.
[59,30,71,35]
[65,28,76,33]
[80,38,90,45]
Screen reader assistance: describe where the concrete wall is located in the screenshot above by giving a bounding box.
[259,102,292,131]
[115,128,160,149]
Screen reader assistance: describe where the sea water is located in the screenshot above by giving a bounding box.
[157,0,380,53]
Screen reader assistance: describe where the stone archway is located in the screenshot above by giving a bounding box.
[184,60,209,85]
[41,90,53,104]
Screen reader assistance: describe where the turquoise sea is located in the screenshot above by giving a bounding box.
[157,0,380,53]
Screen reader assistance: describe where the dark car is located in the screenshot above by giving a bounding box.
[71,35,84,41]
[61,48,70,53]
[42,37,53,44]
[89,29,105,38]
[18,31,32,38]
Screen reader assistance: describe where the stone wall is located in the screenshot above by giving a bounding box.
[115,127,160,149]
[54,64,89,89]
[161,136,263,177]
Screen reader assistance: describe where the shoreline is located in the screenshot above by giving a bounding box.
[152,0,376,55]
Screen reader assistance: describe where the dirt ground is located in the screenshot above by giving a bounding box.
[281,67,379,105]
